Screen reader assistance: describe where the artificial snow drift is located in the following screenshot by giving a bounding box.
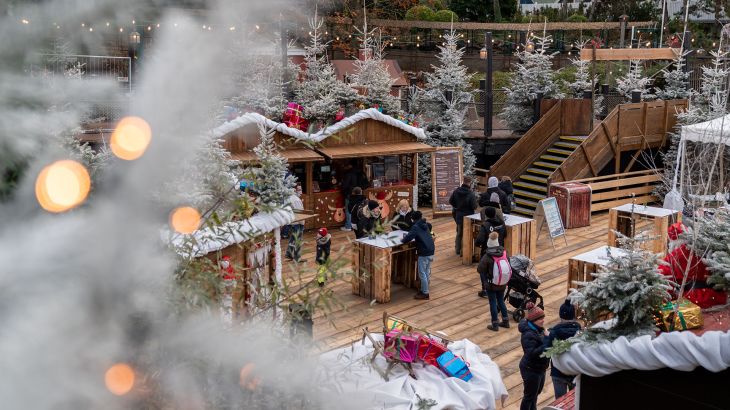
[317,335,508,410]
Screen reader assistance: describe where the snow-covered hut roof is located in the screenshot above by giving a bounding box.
[169,208,295,258]
[681,114,730,145]
[552,329,730,377]
[210,108,427,142]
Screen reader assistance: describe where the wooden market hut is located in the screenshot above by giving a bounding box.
[213,108,435,229]
[170,208,295,320]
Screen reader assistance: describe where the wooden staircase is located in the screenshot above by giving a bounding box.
[490,99,689,217]
[512,136,587,216]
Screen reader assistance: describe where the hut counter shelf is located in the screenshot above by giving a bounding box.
[352,231,419,303]
[607,204,680,255]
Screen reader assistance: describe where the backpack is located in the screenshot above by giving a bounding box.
[491,251,512,286]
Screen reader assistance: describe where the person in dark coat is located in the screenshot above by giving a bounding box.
[391,199,416,231]
[347,187,366,231]
[401,211,435,300]
[545,300,582,399]
[448,176,478,256]
[518,303,550,410]
[477,232,511,329]
[475,206,506,257]
[355,200,381,239]
[479,176,510,214]
[341,165,369,231]
[315,227,331,287]
[499,176,515,213]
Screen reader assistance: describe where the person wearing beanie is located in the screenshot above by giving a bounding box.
[545,300,582,399]
[448,176,478,256]
[479,176,510,214]
[354,200,382,239]
[401,211,435,300]
[475,206,506,258]
[315,228,332,287]
[518,302,549,410]
[477,232,512,329]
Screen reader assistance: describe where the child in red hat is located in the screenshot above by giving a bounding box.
[316,228,331,287]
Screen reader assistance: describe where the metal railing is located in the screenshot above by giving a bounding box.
[30,54,132,93]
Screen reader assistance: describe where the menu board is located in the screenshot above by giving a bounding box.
[539,197,565,239]
[431,147,463,216]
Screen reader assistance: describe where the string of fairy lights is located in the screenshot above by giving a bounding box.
[16,16,711,55]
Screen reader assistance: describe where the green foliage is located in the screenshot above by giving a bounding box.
[448,0,516,22]
[543,338,577,358]
[405,5,436,21]
[690,211,730,291]
[415,394,439,410]
[567,13,587,23]
[470,71,513,91]
[433,9,458,22]
[420,0,445,11]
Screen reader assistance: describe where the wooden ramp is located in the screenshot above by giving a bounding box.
[489,99,688,217]
[284,209,613,409]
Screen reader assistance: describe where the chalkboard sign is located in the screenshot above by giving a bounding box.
[431,147,463,217]
[536,197,568,248]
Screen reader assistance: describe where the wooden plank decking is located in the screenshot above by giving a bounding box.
[284,210,612,409]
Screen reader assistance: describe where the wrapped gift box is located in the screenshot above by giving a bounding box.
[383,330,419,363]
[436,351,472,381]
[417,336,449,367]
[385,316,412,332]
[283,102,309,131]
[658,299,703,331]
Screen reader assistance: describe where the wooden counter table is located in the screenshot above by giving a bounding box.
[607,203,680,255]
[567,245,627,293]
[352,230,418,303]
[461,213,537,265]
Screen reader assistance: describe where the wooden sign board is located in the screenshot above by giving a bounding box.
[535,197,568,249]
[580,47,679,61]
[431,146,463,218]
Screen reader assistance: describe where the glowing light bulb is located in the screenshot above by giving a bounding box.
[203,24,206,29]
[255,24,260,30]
[35,160,91,213]
[156,23,160,28]
[110,116,152,161]
[81,23,85,27]
[119,28,123,32]
[147,26,151,31]
[170,207,201,234]
[230,26,235,31]
[106,22,110,26]
[132,20,135,24]
[21,19,29,24]
[89,27,93,32]
[105,363,135,396]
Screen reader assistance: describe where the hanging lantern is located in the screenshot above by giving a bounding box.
[479,46,488,60]
[129,31,141,45]
[525,40,535,53]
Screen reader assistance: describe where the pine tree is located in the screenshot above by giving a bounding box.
[570,229,673,342]
[656,53,692,101]
[57,129,110,180]
[247,125,296,211]
[566,56,603,117]
[690,211,730,291]
[351,18,401,115]
[412,30,475,203]
[295,9,357,124]
[500,34,563,130]
[615,60,653,102]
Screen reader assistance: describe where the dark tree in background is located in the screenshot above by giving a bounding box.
[448,0,516,22]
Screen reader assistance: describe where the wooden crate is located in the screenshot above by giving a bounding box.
[607,204,680,255]
[352,241,417,303]
[567,246,627,293]
[462,213,537,265]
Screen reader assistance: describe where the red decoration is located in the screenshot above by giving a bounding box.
[283,102,310,131]
[417,336,449,367]
[219,256,235,281]
[658,240,728,309]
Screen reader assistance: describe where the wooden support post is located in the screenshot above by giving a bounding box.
[462,215,475,265]
[607,208,619,246]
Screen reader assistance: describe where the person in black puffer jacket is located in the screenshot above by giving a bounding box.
[401,212,435,300]
[479,176,510,214]
[347,187,366,230]
[518,303,549,410]
[448,176,478,256]
[499,176,515,213]
[475,206,506,257]
[545,300,582,400]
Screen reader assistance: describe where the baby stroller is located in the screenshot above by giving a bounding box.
[504,254,543,322]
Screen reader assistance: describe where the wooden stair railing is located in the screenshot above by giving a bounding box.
[568,169,663,212]
[547,99,688,186]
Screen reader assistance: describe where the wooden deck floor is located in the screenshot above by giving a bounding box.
[284,210,611,409]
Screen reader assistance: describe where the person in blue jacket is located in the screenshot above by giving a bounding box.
[401,211,435,300]
[518,302,549,410]
[545,300,582,399]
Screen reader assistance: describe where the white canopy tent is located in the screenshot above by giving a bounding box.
[664,114,730,210]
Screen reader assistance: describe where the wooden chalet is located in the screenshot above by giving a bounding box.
[212,108,435,229]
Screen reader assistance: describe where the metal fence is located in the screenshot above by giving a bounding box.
[30,54,132,93]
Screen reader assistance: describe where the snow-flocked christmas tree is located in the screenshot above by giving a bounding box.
[691,210,730,291]
[570,228,673,342]
[295,9,357,124]
[566,55,604,117]
[615,60,653,102]
[656,53,692,101]
[500,33,563,130]
[247,124,296,211]
[351,15,401,115]
[411,29,475,203]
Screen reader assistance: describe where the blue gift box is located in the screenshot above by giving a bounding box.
[436,351,472,382]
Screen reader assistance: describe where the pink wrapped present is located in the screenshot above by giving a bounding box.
[383,330,419,363]
[283,102,310,131]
